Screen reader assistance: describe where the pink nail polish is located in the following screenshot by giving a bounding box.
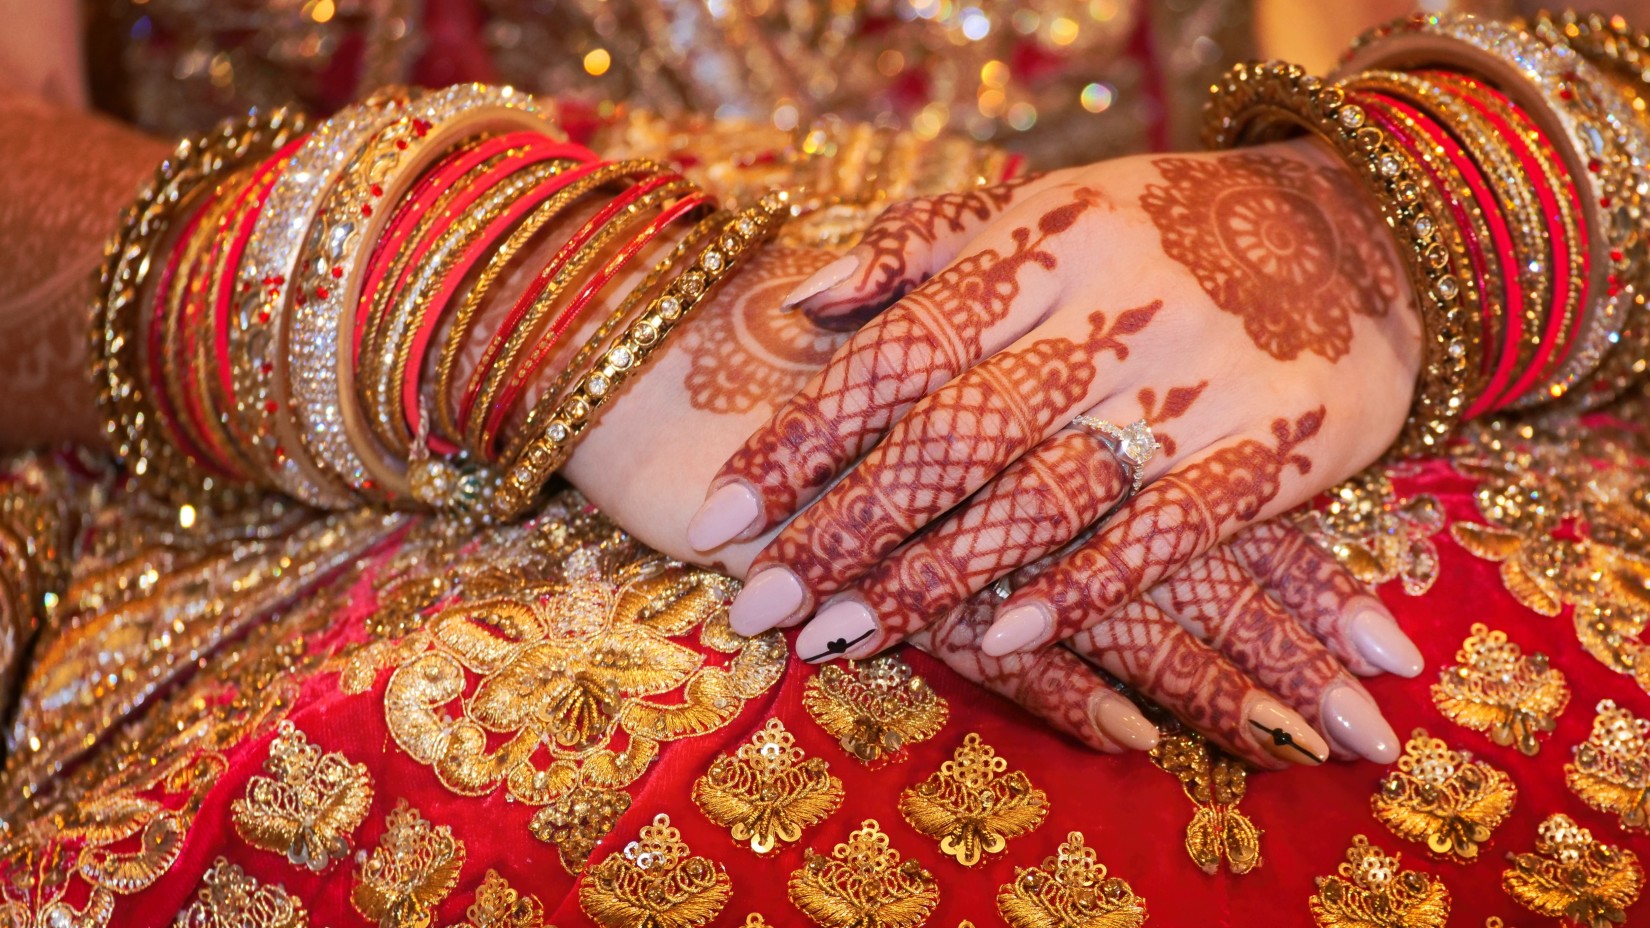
[1349,606,1425,677]
[687,482,762,551]
[982,604,1051,657]
[781,254,859,308]
[1246,699,1329,767]
[1321,684,1400,764]
[1088,692,1159,751]
[797,600,878,663]
[729,568,807,636]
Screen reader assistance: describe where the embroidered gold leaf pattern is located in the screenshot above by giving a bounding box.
[1502,813,1644,928]
[1372,729,1516,860]
[1307,470,1443,596]
[1566,699,1650,833]
[995,831,1146,928]
[454,870,548,928]
[230,720,373,871]
[1150,731,1259,875]
[788,818,939,928]
[1431,624,1569,755]
[1310,835,1450,928]
[579,813,732,928]
[898,733,1048,866]
[803,654,948,766]
[351,801,466,928]
[529,783,633,874]
[175,858,308,928]
[693,718,843,854]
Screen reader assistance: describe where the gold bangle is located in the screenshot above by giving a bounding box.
[1204,61,1478,456]
[491,192,791,521]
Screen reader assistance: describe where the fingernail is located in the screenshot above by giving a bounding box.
[982,604,1051,657]
[1321,684,1400,764]
[1088,692,1159,751]
[729,568,807,636]
[781,254,859,308]
[687,482,762,551]
[798,599,879,663]
[1246,698,1329,767]
[1349,605,1425,677]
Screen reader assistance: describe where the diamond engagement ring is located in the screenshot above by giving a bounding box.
[1070,416,1161,496]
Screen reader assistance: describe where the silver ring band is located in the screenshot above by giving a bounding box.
[1070,416,1161,496]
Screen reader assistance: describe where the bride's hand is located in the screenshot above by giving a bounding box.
[688,138,1422,676]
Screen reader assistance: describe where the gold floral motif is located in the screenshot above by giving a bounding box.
[230,719,374,871]
[1431,624,1569,755]
[995,831,1146,928]
[1502,813,1644,928]
[454,870,549,928]
[803,654,949,766]
[693,718,843,854]
[898,732,1048,867]
[351,800,466,928]
[788,818,940,928]
[1372,729,1516,860]
[528,782,634,873]
[1149,731,1260,875]
[1566,699,1650,833]
[1306,469,1443,595]
[580,813,732,928]
[742,917,773,928]
[1310,835,1451,928]
[175,858,309,928]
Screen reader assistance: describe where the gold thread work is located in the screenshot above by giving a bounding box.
[1372,728,1516,861]
[579,813,732,928]
[1150,731,1260,875]
[802,654,949,767]
[787,818,940,928]
[230,719,374,871]
[995,831,1147,928]
[176,858,309,928]
[692,718,844,854]
[351,801,466,928]
[1431,623,1569,756]
[1566,699,1650,833]
[897,732,1049,867]
[1310,835,1451,928]
[1502,813,1644,928]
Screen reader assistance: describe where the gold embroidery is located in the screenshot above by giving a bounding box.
[995,831,1146,928]
[351,800,466,928]
[175,858,309,928]
[1566,699,1650,833]
[788,819,939,928]
[455,870,549,928]
[803,654,949,766]
[1431,624,1569,756]
[1150,731,1260,875]
[580,813,732,928]
[693,718,843,854]
[742,917,773,928]
[1307,470,1443,595]
[898,732,1048,867]
[1372,729,1516,861]
[529,782,634,873]
[1310,835,1451,928]
[1502,813,1644,928]
[230,719,374,871]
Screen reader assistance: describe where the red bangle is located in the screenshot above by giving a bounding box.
[146,186,226,475]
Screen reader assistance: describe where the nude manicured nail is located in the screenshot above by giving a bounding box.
[687,482,762,551]
[982,604,1051,656]
[1246,699,1329,767]
[798,599,878,663]
[1088,692,1159,751]
[1349,606,1425,677]
[729,568,807,636]
[1321,684,1400,764]
[780,254,859,309]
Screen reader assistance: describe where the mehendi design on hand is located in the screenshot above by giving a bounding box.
[1139,153,1400,362]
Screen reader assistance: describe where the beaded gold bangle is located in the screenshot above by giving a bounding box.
[1204,62,1478,456]
[492,192,791,520]
[93,107,306,512]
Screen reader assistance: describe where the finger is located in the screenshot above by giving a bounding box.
[733,303,1163,635]
[983,406,1327,655]
[1064,596,1329,769]
[908,578,1157,753]
[1226,520,1423,677]
[691,196,1103,556]
[785,175,1045,328]
[1152,549,1399,763]
[796,429,1129,662]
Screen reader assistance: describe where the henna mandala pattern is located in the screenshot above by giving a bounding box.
[1139,154,1401,362]
[679,249,850,414]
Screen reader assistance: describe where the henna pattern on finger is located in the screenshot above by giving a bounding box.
[1137,382,1208,458]
[1139,154,1402,362]
[1226,520,1378,673]
[720,187,1109,525]
[679,248,850,413]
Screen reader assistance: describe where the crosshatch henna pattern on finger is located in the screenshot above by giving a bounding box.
[718,187,1111,527]
[1227,520,1381,675]
[756,298,1164,601]
[679,248,850,413]
[1026,407,1327,644]
[1139,153,1402,362]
